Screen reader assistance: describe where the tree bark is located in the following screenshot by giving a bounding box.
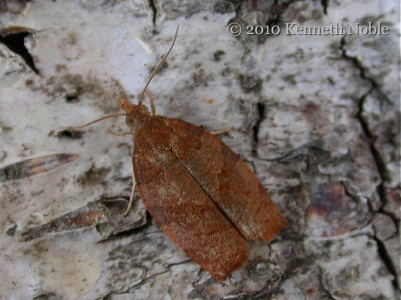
[0,0,399,299]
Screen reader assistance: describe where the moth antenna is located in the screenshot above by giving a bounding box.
[138,26,179,106]
[61,113,126,130]
[145,89,156,115]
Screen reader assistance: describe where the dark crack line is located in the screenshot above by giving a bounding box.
[373,235,399,287]
[168,259,191,267]
[340,36,390,192]
[148,0,157,26]
[340,36,391,104]
[252,102,266,156]
[321,0,330,15]
[340,36,399,291]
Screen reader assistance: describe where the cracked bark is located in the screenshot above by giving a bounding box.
[340,33,400,290]
[252,102,266,156]
[148,0,157,26]
[340,36,388,204]
[0,0,399,299]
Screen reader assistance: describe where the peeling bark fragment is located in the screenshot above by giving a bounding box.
[306,182,369,237]
[20,197,147,241]
[0,26,38,73]
[0,154,79,182]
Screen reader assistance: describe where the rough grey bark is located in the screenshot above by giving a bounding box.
[0,0,399,299]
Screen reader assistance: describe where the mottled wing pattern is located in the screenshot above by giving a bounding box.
[164,118,287,242]
[133,117,248,281]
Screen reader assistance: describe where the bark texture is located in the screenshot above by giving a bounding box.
[0,0,399,299]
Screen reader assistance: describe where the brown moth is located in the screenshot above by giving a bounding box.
[117,27,287,281]
[71,27,286,281]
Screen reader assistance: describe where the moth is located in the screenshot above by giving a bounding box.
[75,27,286,281]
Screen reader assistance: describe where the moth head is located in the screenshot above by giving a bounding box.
[124,105,149,128]
[124,116,135,128]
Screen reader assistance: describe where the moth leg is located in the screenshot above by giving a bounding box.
[123,181,137,216]
[145,89,156,115]
[107,129,132,138]
[210,128,231,135]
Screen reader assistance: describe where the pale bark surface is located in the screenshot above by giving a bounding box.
[0,0,399,299]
